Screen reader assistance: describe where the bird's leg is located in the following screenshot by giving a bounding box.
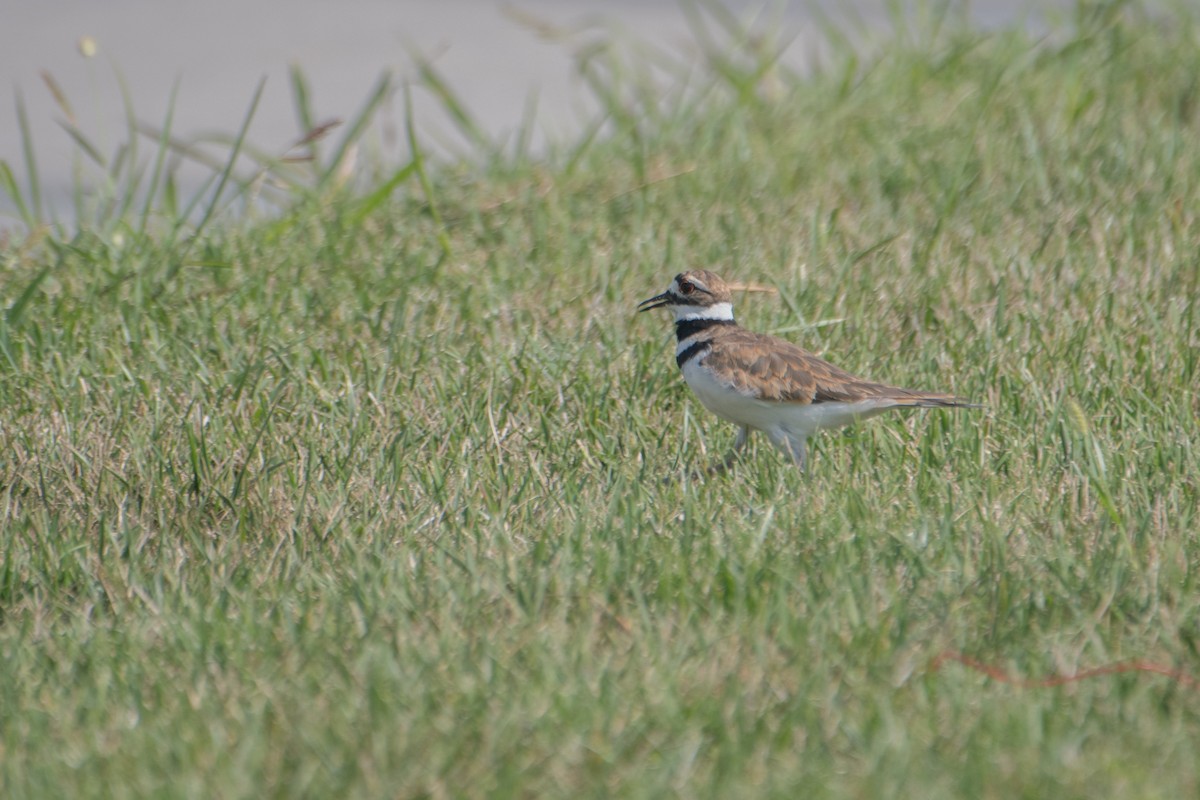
[707,426,751,475]
[767,430,808,473]
[785,436,808,473]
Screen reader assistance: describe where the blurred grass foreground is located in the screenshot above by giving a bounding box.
[3,2,1200,797]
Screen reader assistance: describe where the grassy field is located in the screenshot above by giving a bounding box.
[3,2,1200,797]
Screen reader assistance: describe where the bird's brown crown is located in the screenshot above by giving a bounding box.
[637,269,735,313]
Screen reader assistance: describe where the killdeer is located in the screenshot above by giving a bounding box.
[638,269,979,471]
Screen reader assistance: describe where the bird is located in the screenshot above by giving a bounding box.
[637,269,980,472]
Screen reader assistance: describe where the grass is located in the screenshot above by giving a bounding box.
[3,1,1200,796]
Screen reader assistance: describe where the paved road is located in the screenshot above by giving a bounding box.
[1,0,1066,224]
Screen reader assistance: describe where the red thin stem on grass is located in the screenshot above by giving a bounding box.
[930,650,1200,690]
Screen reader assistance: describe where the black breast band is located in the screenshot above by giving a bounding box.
[674,318,736,340]
[676,340,711,368]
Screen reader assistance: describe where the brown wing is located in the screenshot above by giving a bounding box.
[703,328,970,406]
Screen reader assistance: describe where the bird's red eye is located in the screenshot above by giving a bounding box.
[679,281,694,295]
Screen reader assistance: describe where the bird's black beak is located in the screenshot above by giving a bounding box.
[637,292,671,312]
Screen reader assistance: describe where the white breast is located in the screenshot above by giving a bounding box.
[681,358,777,428]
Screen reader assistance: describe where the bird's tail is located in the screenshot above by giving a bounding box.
[894,392,983,409]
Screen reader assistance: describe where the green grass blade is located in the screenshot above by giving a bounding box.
[136,123,234,174]
[4,264,51,326]
[14,89,43,224]
[346,160,417,227]
[161,165,178,219]
[54,120,107,169]
[289,64,321,171]
[175,172,217,226]
[562,115,606,177]
[39,69,77,125]
[111,63,142,224]
[184,131,304,196]
[577,54,646,183]
[186,76,266,247]
[513,88,540,162]
[414,55,491,154]
[404,82,451,261]
[323,72,392,188]
[138,78,181,234]
[0,160,33,228]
